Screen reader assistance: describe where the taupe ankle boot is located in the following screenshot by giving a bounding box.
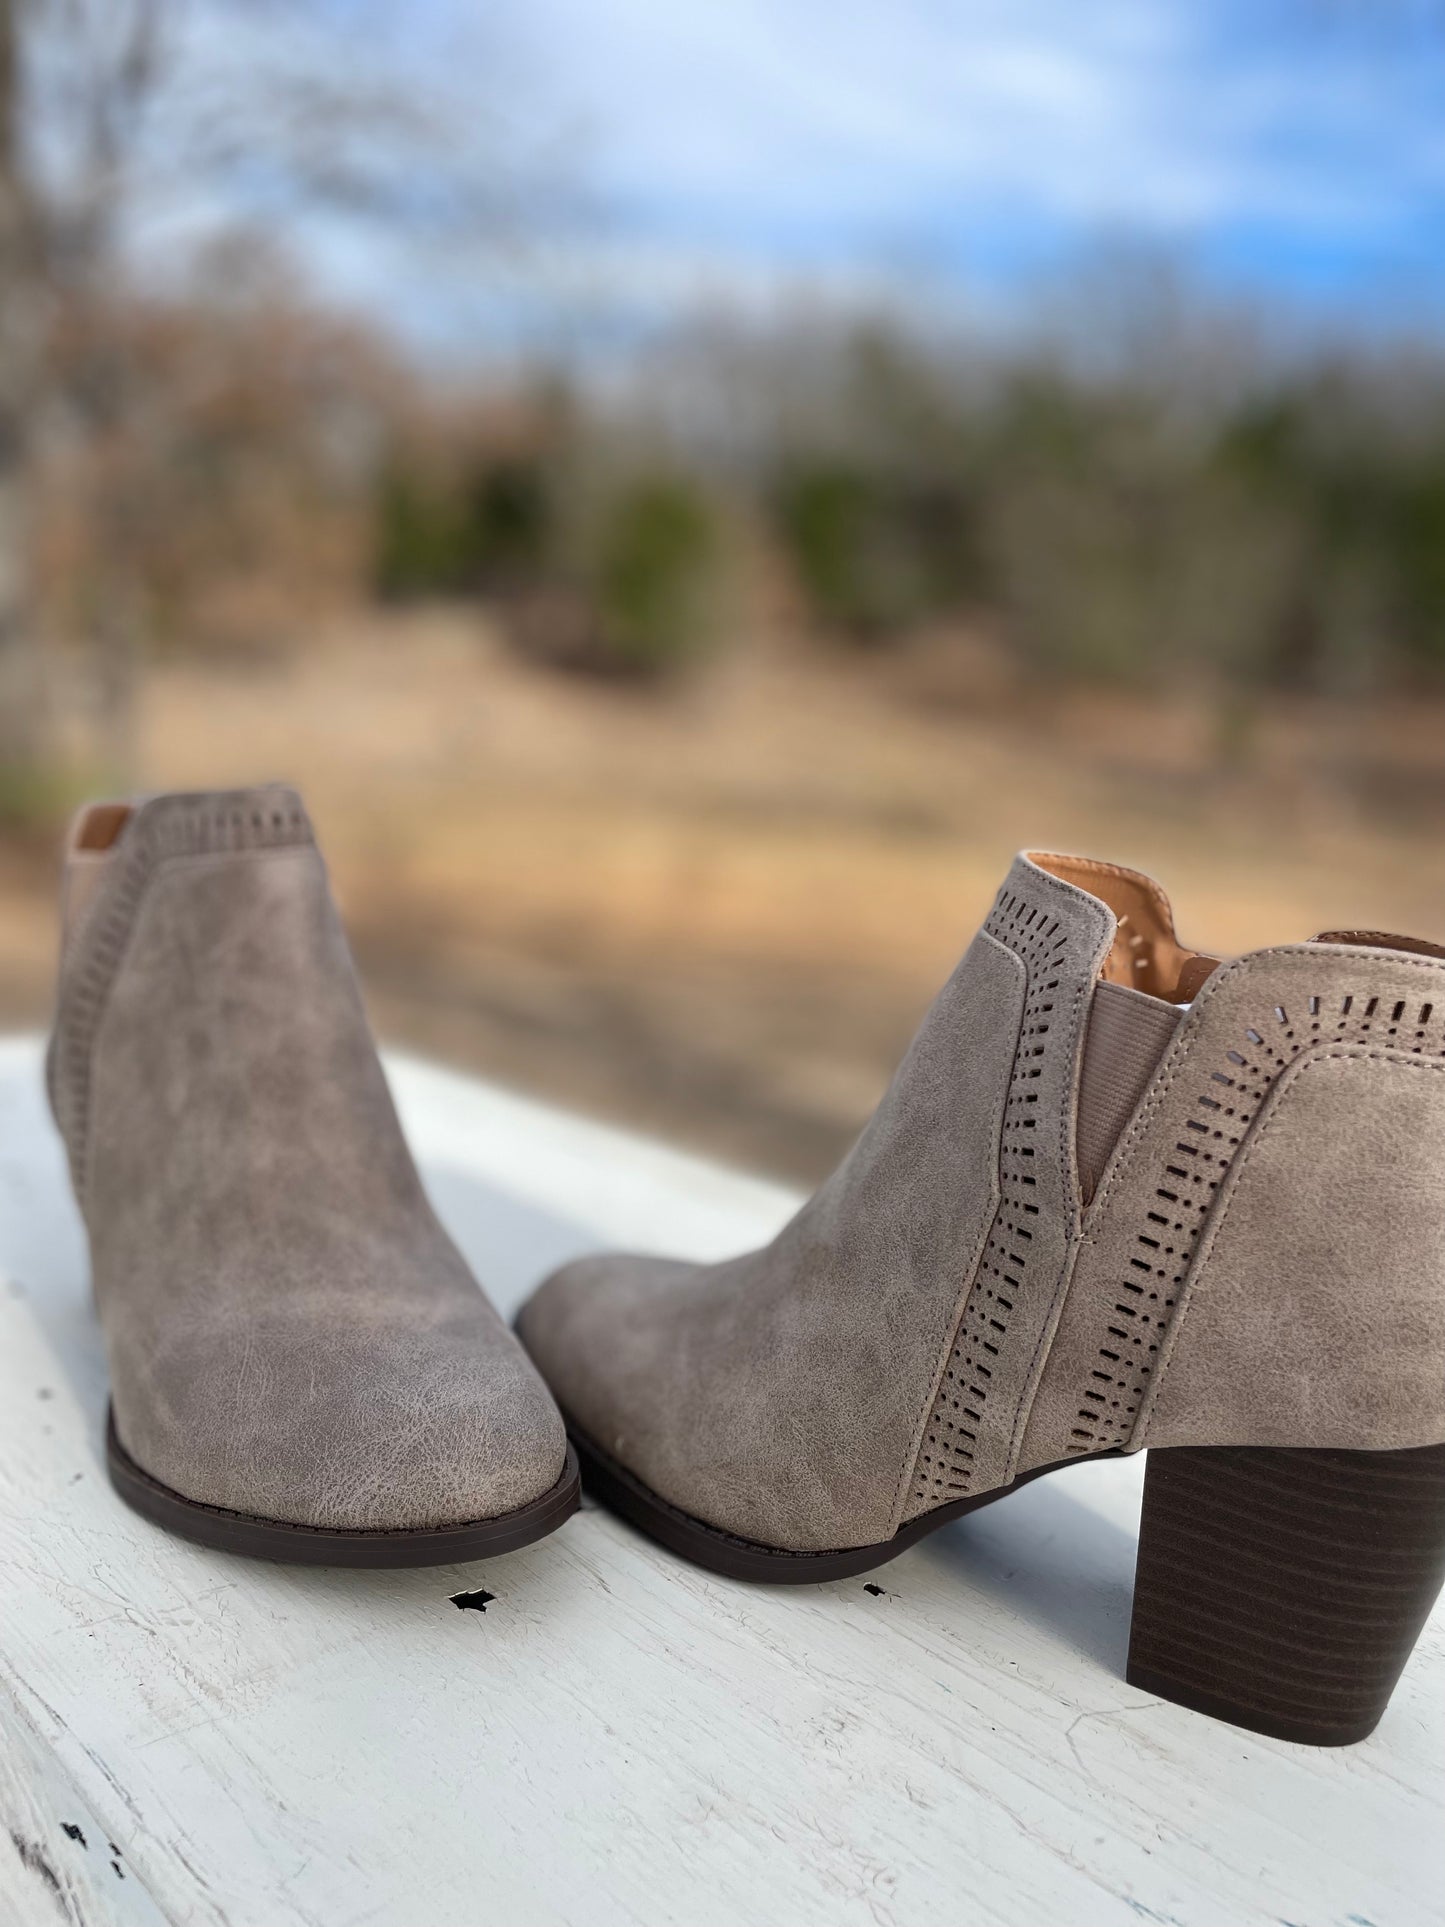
[51,786,577,1565]
[519,851,1445,1743]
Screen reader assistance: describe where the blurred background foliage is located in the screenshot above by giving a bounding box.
[4,0,1445,1178]
[23,288,1445,702]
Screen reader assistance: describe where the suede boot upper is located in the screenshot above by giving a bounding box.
[519,851,1445,1554]
[50,785,566,1533]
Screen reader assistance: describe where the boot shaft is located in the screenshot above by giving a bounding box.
[47,786,427,1289]
[44,784,573,1546]
[907,852,1445,1516]
[513,846,1445,1740]
[1030,937,1445,1467]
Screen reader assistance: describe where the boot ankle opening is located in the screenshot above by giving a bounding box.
[60,803,135,956]
[1028,851,1220,1003]
[73,802,132,852]
[1312,928,1445,961]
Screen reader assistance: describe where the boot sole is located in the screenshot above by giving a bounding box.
[567,1414,1120,1583]
[106,1408,581,1568]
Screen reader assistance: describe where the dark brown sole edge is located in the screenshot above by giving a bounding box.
[568,1416,1120,1584]
[106,1410,581,1568]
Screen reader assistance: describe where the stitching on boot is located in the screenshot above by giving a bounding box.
[886,929,1023,1532]
[1002,898,1112,1481]
[1136,1047,1445,1440]
[1086,944,1445,1223]
[53,794,314,1201]
[907,871,1104,1509]
[1072,994,1445,1456]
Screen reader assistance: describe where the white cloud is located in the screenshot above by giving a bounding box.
[105,0,1445,353]
[511,0,1443,239]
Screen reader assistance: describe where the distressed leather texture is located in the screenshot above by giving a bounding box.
[49,786,566,1533]
[521,856,1445,1555]
[520,855,1117,1551]
[1138,1046,1445,1450]
[520,925,1027,1551]
[1020,943,1445,1472]
[901,857,1114,1513]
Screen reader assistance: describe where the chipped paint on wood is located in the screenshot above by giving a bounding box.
[0,1036,1441,1927]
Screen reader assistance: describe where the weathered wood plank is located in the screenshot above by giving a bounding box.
[0,1037,1440,1927]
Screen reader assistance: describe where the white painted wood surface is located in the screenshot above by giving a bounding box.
[0,1030,1441,1927]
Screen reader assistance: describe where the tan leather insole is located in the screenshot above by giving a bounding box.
[1029,852,1220,1003]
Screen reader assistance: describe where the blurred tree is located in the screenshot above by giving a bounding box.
[0,0,546,784]
[374,451,554,601]
[498,468,720,683]
[0,0,45,779]
[775,463,924,642]
[591,476,716,678]
[763,324,986,646]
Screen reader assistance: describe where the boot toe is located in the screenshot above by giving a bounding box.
[517,1250,695,1456]
[113,1316,568,1535]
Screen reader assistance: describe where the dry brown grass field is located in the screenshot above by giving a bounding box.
[5,607,1445,1180]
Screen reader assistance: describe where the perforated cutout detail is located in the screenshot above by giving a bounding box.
[50,790,314,1200]
[1068,987,1445,1454]
[908,887,1071,1505]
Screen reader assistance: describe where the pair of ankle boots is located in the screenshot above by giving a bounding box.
[48,785,1445,1747]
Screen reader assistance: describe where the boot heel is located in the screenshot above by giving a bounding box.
[1127,1441,1445,1745]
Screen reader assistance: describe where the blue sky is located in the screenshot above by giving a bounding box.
[144,0,1445,355]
